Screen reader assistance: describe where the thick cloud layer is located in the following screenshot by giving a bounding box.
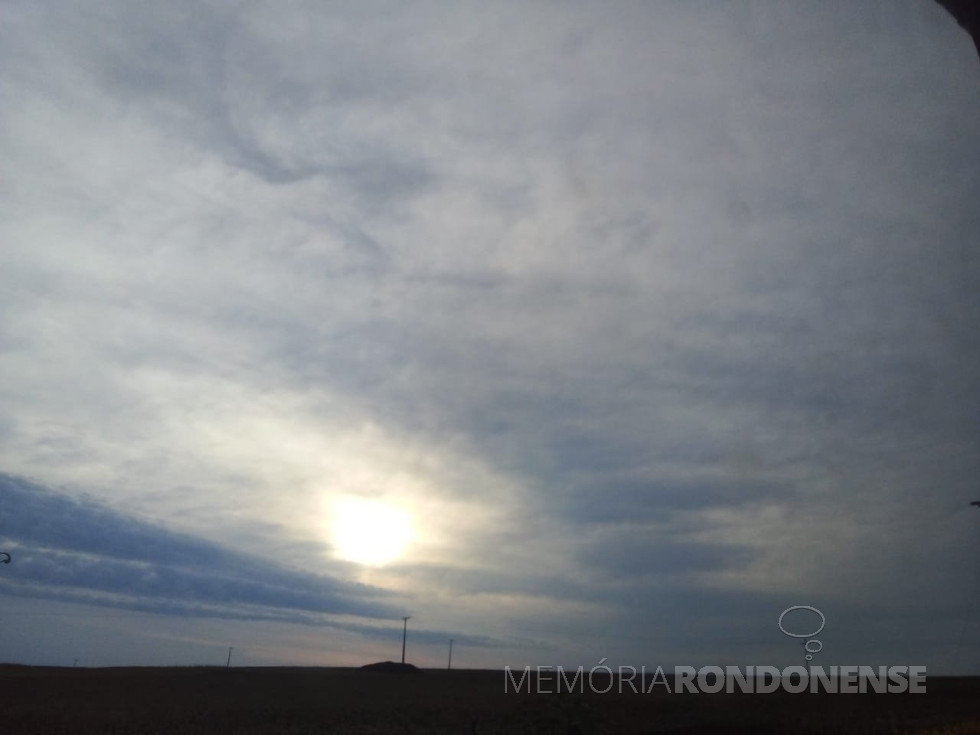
[1,0,978,670]
[0,474,505,650]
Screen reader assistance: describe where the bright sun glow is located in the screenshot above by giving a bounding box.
[331,497,411,566]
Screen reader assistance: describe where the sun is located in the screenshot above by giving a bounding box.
[330,496,411,566]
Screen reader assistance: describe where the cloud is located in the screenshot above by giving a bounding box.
[0,473,530,652]
[0,473,399,620]
[0,0,978,669]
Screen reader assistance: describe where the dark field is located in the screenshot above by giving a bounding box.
[0,665,978,734]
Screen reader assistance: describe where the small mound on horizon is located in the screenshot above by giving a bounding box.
[360,660,422,674]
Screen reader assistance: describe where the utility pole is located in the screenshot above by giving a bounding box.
[400,616,410,665]
[447,639,453,670]
[226,647,233,668]
[950,500,980,672]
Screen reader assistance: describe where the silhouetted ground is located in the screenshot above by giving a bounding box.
[360,660,422,673]
[0,665,978,734]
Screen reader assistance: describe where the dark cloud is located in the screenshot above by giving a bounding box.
[0,474,521,650]
[0,474,394,620]
[577,537,757,579]
[554,478,791,526]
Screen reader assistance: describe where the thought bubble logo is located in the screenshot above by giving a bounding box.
[778,605,825,663]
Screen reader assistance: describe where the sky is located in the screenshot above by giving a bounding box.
[1,0,979,673]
